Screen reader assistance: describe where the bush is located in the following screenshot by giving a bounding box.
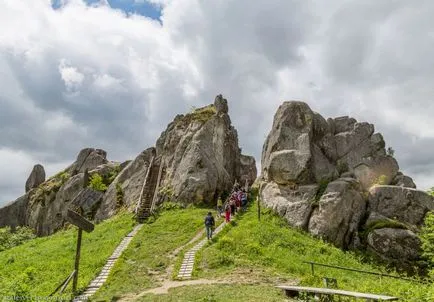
[116,183,124,207]
[88,174,108,192]
[0,227,36,252]
[421,212,434,273]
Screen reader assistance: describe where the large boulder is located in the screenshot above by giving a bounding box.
[367,228,421,262]
[25,164,46,193]
[267,150,311,185]
[392,173,416,189]
[308,179,366,248]
[368,186,434,226]
[261,181,317,230]
[353,156,399,190]
[69,148,108,174]
[260,100,430,269]
[0,195,29,229]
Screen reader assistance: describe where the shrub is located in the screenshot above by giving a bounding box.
[88,174,108,192]
[0,227,36,252]
[116,183,124,207]
[421,212,434,273]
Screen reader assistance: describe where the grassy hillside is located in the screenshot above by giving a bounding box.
[193,202,434,301]
[91,206,212,301]
[0,211,135,299]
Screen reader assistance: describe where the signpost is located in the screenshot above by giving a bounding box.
[65,209,95,294]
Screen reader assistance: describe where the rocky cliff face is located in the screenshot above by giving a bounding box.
[0,148,121,236]
[1,95,257,234]
[153,95,256,205]
[260,101,433,271]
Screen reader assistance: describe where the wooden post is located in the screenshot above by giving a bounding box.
[72,228,83,294]
[257,195,261,221]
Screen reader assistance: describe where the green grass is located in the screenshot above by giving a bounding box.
[91,206,213,301]
[195,202,434,301]
[137,284,287,302]
[0,211,135,299]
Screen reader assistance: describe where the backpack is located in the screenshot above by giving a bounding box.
[205,215,215,226]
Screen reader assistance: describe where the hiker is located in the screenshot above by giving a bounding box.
[241,189,248,211]
[224,202,231,222]
[229,195,236,216]
[236,189,242,211]
[217,196,223,216]
[204,212,215,239]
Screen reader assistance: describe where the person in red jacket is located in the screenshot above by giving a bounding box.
[225,202,231,222]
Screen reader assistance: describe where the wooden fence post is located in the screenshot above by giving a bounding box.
[72,228,83,294]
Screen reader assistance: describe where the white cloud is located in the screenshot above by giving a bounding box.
[59,60,85,92]
[2,0,434,205]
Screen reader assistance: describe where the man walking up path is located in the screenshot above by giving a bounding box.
[204,212,215,240]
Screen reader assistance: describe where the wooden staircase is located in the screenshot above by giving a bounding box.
[135,155,164,222]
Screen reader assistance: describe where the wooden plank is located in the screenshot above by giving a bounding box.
[276,286,399,300]
[66,209,95,233]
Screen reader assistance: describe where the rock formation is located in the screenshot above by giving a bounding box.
[260,101,432,270]
[1,95,257,234]
[0,148,120,236]
[25,164,46,193]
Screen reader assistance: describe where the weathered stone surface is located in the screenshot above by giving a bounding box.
[261,181,317,230]
[0,195,29,229]
[392,173,416,189]
[95,148,154,221]
[367,228,421,261]
[26,173,86,236]
[333,116,357,134]
[267,150,311,185]
[308,179,366,248]
[214,94,228,114]
[368,185,434,226]
[335,122,374,158]
[70,148,108,174]
[155,96,255,204]
[311,144,338,182]
[353,156,399,189]
[239,155,257,187]
[261,101,315,174]
[25,164,46,193]
[260,100,426,268]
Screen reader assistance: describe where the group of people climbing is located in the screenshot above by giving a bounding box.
[219,187,248,223]
[204,182,250,240]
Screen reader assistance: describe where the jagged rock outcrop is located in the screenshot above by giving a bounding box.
[260,101,434,270]
[240,155,257,187]
[95,148,155,221]
[68,148,108,174]
[1,95,256,235]
[25,164,46,193]
[0,148,120,236]
[154,95,256,204]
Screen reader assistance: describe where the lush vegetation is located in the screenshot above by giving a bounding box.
[0,212,134,299]
[91,205,212,301]
[421,211,434,278]
[29,171,70,205]
[88,173,108,192]
[0,226,36,252]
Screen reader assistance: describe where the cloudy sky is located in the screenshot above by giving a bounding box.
[1,0,434,205]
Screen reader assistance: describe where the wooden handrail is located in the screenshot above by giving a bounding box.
[303,261,429,284]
